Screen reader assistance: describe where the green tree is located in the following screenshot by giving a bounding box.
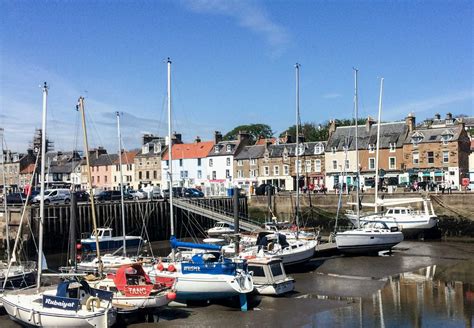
[223,124,273,144]
[280,118,366,142]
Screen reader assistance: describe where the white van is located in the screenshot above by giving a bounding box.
[33,189,71,205]
[142,185,162,199]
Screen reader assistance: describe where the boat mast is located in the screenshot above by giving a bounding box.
[77,96,102,275]
[167,58,176,262]
[36,82,48,291]
[374,78,384,213]
[116,111,127,256]
[295,63,301,239]
[1,128,10,263]
[354,68,360,228]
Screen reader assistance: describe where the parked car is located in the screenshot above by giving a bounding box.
[129,189,148,200]
[255,184,276,196]
[94,190,133,202]
[27,190,40,204]
[184,188,204,198]
[162,187,185,199]
[142,186,162,199]
[74,190,90,202]
[0,192,27,204]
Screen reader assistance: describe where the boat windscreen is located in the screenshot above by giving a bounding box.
[270,263,283,277]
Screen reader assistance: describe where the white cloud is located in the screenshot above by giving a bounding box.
[181,0,290,56]
[384,90,474,119]
[322,93,342,99]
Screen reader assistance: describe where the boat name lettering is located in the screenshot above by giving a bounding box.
[184,266,201,271]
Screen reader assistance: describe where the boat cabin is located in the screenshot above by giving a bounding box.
[91,228,113,240]
[247,257,294,295]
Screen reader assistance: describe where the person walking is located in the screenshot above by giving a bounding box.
[447,180,452,194]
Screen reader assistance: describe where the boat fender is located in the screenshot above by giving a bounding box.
[86,296,101,311]
[166,291,177,300]
[167,264,176,272]
[156,262,164,271]
[244,255,256,259]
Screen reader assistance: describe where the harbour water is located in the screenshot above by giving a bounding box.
[0,240,473,327]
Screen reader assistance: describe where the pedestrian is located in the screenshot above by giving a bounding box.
[447,180,452,194]
[441,181,445,194]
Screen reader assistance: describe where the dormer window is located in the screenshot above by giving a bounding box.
[368,144,375,153]
[314,142,324,155]
[342,145,348,152]
[441,129,454,145]
[142,145,149,154]
[389,143,396,152]
[214,145,220,153]
[154,143,161,153]
[411,132,424,145]
[331,147,336,154]
[226,145,232,152]
[297,143,306,156]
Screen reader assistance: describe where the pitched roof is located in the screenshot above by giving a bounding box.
[234,145,266,160]
[90,154,119,166]
[207,140,240,157]
[403,124,464,144]
[162,141,214,160]
[114,150,139,164]
[20,163,35,174]
[327,121,408,151]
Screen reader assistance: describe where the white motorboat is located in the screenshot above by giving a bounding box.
[207,221,235,237]
[80,228,145,254]
[346,197,438,232]
[75,254,136,274]
[336,221,404,254]
[89,263,175,313]
[246,257,295,295]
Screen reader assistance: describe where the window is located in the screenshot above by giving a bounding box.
[389,157,396,169]
[116,164,119,171]
[114,176,117,183]
[250,159,256,166]
[264,166,269,176]
[284,165,289,175]
[305,160,312,173]
[369,144,375,153]
[274,166,280,176]
[411,132,424,145]
[369,158,375,170]
[153,170,157,179]
[345,160,350,170]
[315,159,321,172]
[332,160,338,170]
[179,159,183,167]
[139,171,142,180]
[295,159,302,172]
[250,169,256,178]
[212,171,216,179]
[389,143,396,152]
[105,166,108,171]
[197,158,201,166]
[197,170,202,179]
[226,145,232,152]
[180,171,188,178]
[97,176,100,183]
[104,176,107,183]
[146,171,150,179]
[413,152,419,164]
[166,160,169,167]
[331,147,336,154]
[92,176,95,183]
[214,145,219,153]
[154,143,161,153]
[237,160,243,166]
[209,159,213,167]
[441,129,454,145]
[427,151,434,164]
[314,143,324,154]
[443,151,449,163]
[226,169,230,178]
[226,158,231,166]
[237,170,243,178]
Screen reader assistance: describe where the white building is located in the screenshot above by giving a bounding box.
[161,138,214,190]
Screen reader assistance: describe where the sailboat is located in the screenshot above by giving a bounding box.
[144,58,253,306]
[335,73,403,254]
[1,128,36,294]
[1,85,117,327]
[77,112,143,273]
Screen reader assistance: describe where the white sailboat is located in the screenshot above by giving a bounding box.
[1,85,117,327]
[222,63,317,266]
[336,73,403,254]
[144,59,253,305]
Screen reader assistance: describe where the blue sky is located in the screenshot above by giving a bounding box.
[1,0,472,152]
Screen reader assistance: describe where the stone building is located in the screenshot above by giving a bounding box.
[134,134,168,190]
[111,150,139,190]
[233,144,266,195]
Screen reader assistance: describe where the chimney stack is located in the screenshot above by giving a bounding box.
[194,136,201,143]
[446,112,453,120]
[365,116,376,133]
[405,113,416,132]
[328,119,337,138]
[214,131,223,144]
[434,113,441,120]
[142,134,155,145]
[172,132,182,144]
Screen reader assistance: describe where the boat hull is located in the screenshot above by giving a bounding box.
[80,237,143,253]
[347,215,438,232]
[254,278,295,296]
[1,293,116,327]
[0,269,36,290]
[336,231,403,254]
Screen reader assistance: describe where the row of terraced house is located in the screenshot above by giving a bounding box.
[1,112,474,195]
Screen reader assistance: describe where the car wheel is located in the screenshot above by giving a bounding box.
[44,199,50,205]
[65,199,70,204]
